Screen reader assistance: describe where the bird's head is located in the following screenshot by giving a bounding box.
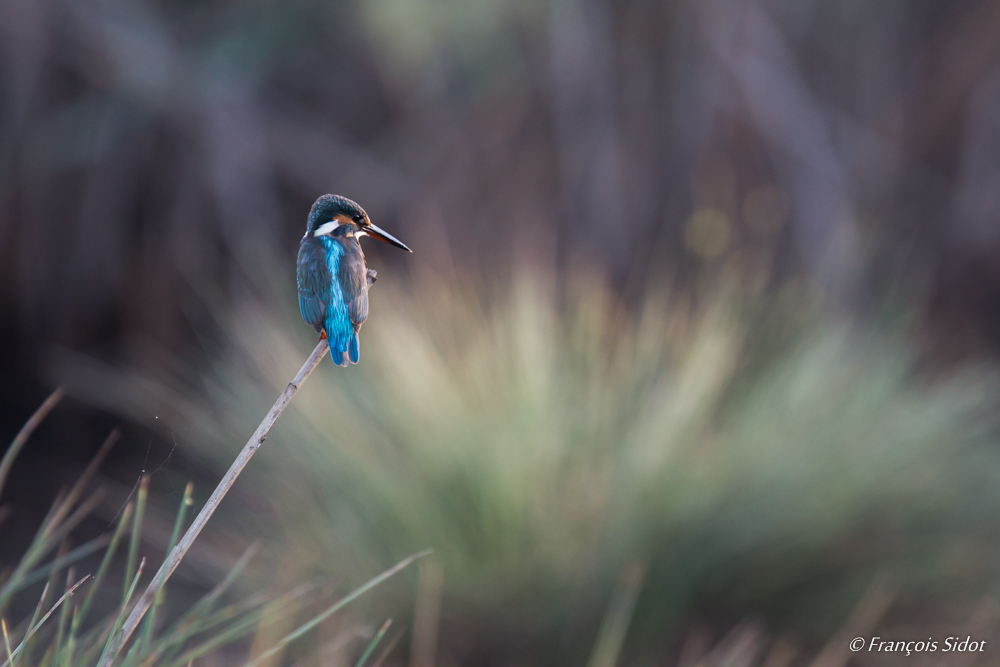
[306,194,411,252]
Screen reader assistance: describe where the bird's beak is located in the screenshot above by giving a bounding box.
[366,223,412,252]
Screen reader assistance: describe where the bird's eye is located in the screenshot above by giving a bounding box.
[353,214,365,223]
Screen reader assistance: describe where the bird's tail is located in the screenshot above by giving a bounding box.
[348,332,360,364]
[324,334,352,367]
[323,331,359,366]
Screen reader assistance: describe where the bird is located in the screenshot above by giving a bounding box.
[297,194,411,366]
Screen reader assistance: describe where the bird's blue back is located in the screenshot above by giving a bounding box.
[297,235,364,365]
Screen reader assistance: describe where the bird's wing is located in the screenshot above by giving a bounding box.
[296,236,331,330]
[337,239,370,331]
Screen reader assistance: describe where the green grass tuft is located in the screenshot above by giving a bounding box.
[115,264,1000,663]
[1,390,426,666]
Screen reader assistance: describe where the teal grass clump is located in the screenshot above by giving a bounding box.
[75,264,1000,663]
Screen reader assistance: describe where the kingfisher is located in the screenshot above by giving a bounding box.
[297,194,411,366]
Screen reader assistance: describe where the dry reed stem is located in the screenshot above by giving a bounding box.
[98,339,329,666]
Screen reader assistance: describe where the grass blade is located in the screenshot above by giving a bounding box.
[165,483,195,562]
[355,618,392,667]
[0,389,63,501]
[45,429,120,540]
[158,542,259,647]
[20,536,111,590]
[1,491,106,609]
[2,497,63,607]
[80,502,133,625]
[2,620,13,667]
[370,627,405,667]
[40,490,107,554]
[53,569,74,661]
[16,574,91,667]
[152,576,309,667]
[585,562,646,667]
[98,558,146,667]
[139,482,194,653]
[246,549,431,667]
[61,607,78,667]
[11,582,49,667]
[124,477,149,603]
[167,586,318,667]
[70,609,117,666]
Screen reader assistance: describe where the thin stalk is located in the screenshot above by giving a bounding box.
[61,608,78,667]
[123,476,149,603]
[140,482,194,652]
[0,576,90,667]
[166,483,194,559]
[120,636,143,667]
[39,545,62,619]
[355,618,392,667]
[370,627,405,667]
[46,429,120,538]
[152,574,308,667]
[585,562,646,667]
[0,389,63,501]
[246,549,431,667]
[2,620,13,666]
[97,558,145,667]
[20,536,110,590]
[12,582,49,667]
[53,570,74,661]
[72,610,117,666]
[167,594,316,667]
[1,492,105,609]
[99,339,329,667]
[145,543,260,666]
[40,490,106,554]
[79,503,133,625]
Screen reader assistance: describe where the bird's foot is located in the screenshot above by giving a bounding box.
[319,330,327,340]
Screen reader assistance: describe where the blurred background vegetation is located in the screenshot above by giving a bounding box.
[4,0,1000,664]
